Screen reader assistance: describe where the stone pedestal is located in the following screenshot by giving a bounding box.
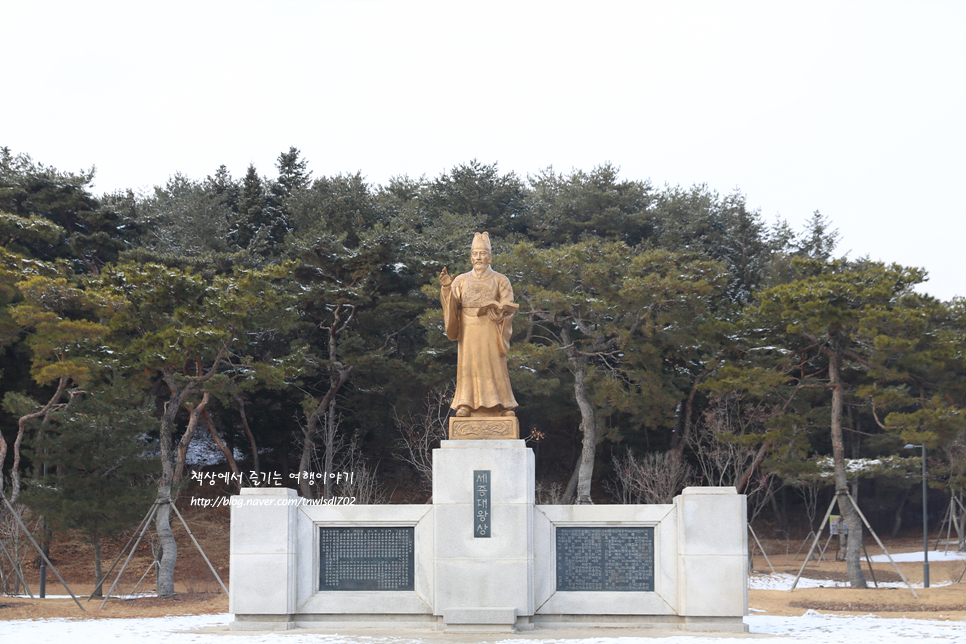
[432,439,534,631]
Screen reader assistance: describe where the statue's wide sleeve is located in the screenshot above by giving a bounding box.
[441,277,461,341]
[496,274,514,356]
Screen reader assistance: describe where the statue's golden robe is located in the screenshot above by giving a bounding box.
[440,266,518,412]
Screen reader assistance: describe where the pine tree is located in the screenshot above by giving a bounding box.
[22,383,156,597]
[273,147,311,201]
[507,241,727,503]
[94,260,297,597]
[731,258,931,587]
[0,147,125,272]
[796,210,840,261]
[236,164,267,251]
[207,164,240,214]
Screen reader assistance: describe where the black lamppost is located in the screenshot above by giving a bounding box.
[905,443,929,588]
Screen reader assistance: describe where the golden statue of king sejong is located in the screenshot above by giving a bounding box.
[439,232,519,419]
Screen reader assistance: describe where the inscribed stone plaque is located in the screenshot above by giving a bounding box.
[319,527,415,591]
[555,527,654,592]
[474,470,491,538]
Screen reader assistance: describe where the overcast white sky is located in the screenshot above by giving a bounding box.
[2,0,963,301]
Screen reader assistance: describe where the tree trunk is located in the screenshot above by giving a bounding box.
[323,398,338,500]
[954,493,965,552]
[155,484,177,598]
[891,487,911,538]
[298,427,317,499]
[153,357,225,599]
[561,463,580,505]
[91,535,104,598]
[736,441,771,494]
[205,410,240,481]
[234,393,259,477]
[300,361,352,499]
[769,487,787,532]
[669,366,712,459]
[0,432,7,499]
[10,375,69,501]
[574,367,597,505]
[561,325,597,505]
[155,388,181,598]
[828,347,867,587]
[173,393,209,484]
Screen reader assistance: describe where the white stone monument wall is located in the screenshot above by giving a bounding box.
[229,440,747,632]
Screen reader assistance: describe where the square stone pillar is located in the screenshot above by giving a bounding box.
[432,439,534,631]
[229,487,298,630]
[676,486,748,630]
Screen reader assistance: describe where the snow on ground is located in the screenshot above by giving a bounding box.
[747,549,966,590]
[748,571,955,590]
[2,612,965,643]
[748,612,964,641]
[5,568,965,643]
[869,550,966,563]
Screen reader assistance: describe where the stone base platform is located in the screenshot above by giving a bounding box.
[228,441,748,633]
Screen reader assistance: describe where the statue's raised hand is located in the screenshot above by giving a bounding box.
[439,267,454,287]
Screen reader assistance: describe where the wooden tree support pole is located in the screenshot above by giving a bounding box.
[792,493,919,598]
[794,530,817,561]
[955,496,966,553]
[129,560,159,596]
[0,535,33,598]
[820,532,835,561]
[99,502,159,610]
[1,493,85,612]
[748,524,776,574]
[170,501,229,595]
[845,492,917,599]
[790,495,837,591]
[862,544,878,587]
[88,501,159,601]
[939,497,954,555]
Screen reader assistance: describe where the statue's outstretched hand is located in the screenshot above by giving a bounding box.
[439,267,454,287]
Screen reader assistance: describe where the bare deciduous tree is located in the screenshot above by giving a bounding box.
[335,433,388,504]
[609,450,694,505]
[394,385,452,498]
[692,395,783,525]
[944,429,966,551]
[535,481,567,505]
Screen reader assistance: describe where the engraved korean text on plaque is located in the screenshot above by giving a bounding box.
[319,527,415,591]
[555,527,655,591]
[474,470,491,538]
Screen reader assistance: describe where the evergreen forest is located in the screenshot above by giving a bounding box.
[1,146,963,594]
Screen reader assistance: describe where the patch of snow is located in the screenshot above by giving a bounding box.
[749,613,964,642]
[811,455,919,478]
[8,593,156,600]
[185,431,243,466]
[3,613,966,643]
[869,550,966,563]
[749,572,956,590]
